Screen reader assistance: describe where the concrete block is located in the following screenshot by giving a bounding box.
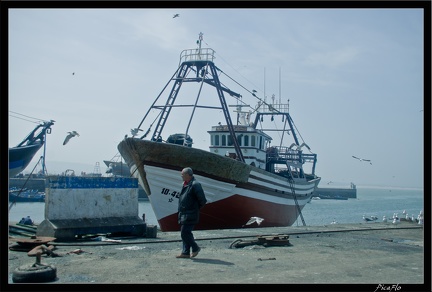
[36,176,146,241]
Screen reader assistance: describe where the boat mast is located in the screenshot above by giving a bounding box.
[42,132,47,175]
[148,33,245,162]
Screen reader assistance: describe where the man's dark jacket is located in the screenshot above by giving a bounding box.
[178,177,207,225]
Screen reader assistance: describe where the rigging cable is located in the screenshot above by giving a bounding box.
[9,111,49,124]
[215,64,310,148]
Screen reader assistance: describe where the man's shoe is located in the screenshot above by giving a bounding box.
[175,254,190,258]
[191,247,201,258]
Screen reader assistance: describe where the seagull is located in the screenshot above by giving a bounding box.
[417,215,423,225]
[417,211,424,225]
[130,128,143,137]
[72,72,75,75]
[352,156,372,165]
[405,213,411,221]
[245,216,264,226]
[382,215,388,223]
[173,14,179,18]
[363,215,373,222]
[371,215,378,221]
[63,131,79,145]
[297,142,311,151]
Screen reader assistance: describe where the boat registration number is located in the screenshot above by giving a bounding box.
[161,188,180,199]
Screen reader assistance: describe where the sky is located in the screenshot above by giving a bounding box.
[7,5,426,189]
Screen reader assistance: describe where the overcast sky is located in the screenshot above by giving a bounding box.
[7,6,425,189]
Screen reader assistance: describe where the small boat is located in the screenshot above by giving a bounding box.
[9,188,45,203]
[118,33,320,231]
[9,120,55,177]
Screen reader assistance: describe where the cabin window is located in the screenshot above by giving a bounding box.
[251,135,256,147]
[222,135,226,146]
[237,135,242,146]
[260,136,263,150]
[244,135,249,146]
[214,135,220,146]
[227,135,233,146]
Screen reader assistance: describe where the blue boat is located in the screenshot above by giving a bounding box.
[9,120,55,177]
[9,189,45,203]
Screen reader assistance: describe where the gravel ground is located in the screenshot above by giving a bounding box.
[6,222,427,290]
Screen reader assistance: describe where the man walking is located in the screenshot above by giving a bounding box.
[176,167,207,258]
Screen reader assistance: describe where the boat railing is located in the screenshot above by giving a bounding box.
[260,102,289,114]
[269,146,317,164]
[179,48,216,64]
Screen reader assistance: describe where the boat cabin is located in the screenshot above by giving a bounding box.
[208,124,272,169]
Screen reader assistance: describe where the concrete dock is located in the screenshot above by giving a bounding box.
[7,221,428,289]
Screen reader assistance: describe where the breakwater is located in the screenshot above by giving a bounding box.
[314,187,357,199]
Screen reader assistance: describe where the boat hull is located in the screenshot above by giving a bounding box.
[9,192,45,203]
[9,143,43,178]
[118,138,320,231]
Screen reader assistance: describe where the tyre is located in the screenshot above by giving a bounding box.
[12,263,57,283]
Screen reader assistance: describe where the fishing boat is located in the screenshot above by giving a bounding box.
[9,188,45,203]
[103,154,130,177]
[9,120,55,178]
[118,33,320,231]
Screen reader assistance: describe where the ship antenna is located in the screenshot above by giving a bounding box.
[197,32,203,59]
[279,67,281,105]
[264,67,266,101]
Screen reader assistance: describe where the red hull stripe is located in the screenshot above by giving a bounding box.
[157,194,305,232]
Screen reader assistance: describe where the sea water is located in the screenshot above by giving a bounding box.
[8,187,424,227]
[300,186,424,226]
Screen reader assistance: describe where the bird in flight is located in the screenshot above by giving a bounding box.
[173,14,179,18]
[245,216,264,226]
[63,131,80,145]
[352,155,372,165]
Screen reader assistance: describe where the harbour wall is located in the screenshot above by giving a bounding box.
[36,176,148,240]
[314,187,357,199]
